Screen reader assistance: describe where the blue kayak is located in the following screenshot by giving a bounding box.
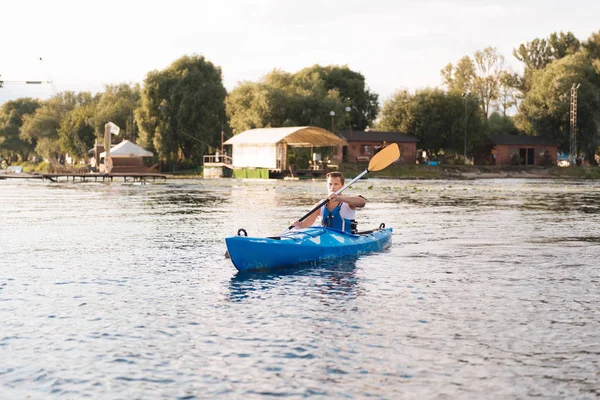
[225,225,392,272]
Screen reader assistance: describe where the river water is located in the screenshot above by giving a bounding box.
[0,177,598,399]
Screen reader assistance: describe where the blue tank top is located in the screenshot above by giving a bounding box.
[322,203,354,233]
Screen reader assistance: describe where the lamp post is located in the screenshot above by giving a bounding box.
[344,106,352,135]
[462,92,469,165]
[330,111,335,133]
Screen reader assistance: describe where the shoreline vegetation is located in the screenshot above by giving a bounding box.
[345,163,600,180]
[371,164,600,180]
[5,161,600,181]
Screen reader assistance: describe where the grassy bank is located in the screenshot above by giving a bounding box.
[10,161,50,173]
[340,163,600,180]
[7,161,600,180]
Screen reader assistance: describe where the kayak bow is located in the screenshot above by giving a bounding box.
[225,225,392,272]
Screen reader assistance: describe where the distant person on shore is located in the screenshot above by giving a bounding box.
[291,171,366,233]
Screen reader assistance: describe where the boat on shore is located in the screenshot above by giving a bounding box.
[225,225,392,272]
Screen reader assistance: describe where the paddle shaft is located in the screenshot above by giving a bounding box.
[287,169,368,229]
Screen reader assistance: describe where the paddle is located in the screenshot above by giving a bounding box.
[287,143,400,230]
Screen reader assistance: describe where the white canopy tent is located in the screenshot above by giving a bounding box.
[100,140,153,158]
[224,127,346,170]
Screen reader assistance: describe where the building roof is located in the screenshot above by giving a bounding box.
[491,135,558,146]
[340,130,418,143]
[99,140,153,158]
[224,126,347,147]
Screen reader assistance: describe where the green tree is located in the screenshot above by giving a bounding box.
[486,112,520,136]
[441,47,506,118]
[226,65,377,134]
[518,53,600,163]
[94,83,141,141]
[225,77,299,132]
[548,31,581,59]
[473,47,505,118]
[296,65,379,130]
[513,38,552,71]
[376,89,412,133]
[0,98,40,161]
[57,102,98,160]
[226,71,344,133]
[498,71,520,117]
[441,56,476,94]
[20,92,91,160]
[513,31,581,94]
[136,55,227,165]
[378,88,484,157]
[512,38,552,95]
[583,29,600,60]
[288,68,346,129]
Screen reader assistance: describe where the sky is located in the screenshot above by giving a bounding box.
[1,0,598,107]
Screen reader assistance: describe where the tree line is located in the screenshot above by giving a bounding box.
[379,31,600,164]
[1,30,599,168]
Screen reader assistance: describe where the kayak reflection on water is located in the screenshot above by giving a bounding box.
[228,257,362,303]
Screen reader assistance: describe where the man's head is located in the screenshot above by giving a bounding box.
[326,172,345,194]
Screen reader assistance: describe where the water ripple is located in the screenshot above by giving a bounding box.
[0,178,599,398]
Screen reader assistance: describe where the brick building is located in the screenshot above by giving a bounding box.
[491,135,558,166]
[340,131,418,164]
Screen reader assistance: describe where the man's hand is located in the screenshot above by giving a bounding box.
[291,220,302,229]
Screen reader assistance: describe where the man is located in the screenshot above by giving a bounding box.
[292,172,366,233]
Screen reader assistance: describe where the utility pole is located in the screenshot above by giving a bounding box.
[569,83,580,166]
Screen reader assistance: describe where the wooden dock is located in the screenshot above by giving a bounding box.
[0,172,168,183]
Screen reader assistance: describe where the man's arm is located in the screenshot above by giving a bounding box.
[292,202,322,229]
[330,194,366,209]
